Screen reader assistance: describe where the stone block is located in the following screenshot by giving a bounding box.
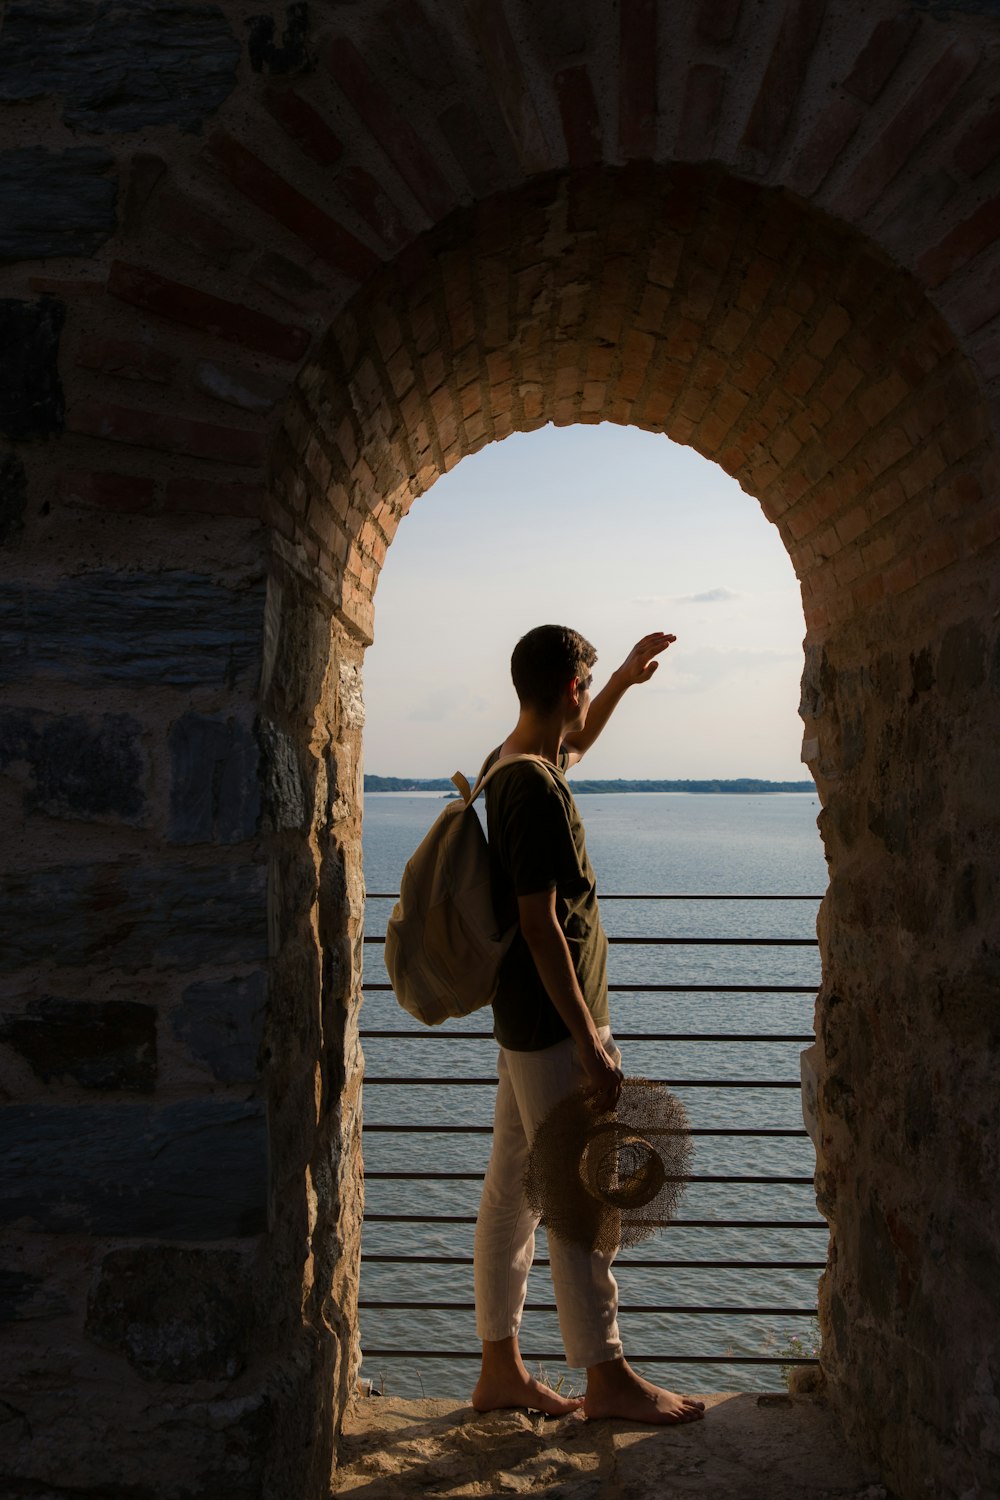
[0,1,239,133]
[0,298,65,440]
[0,863,268,974]
[0,1268,70,1322]
[0,148,116,262]
[247,2,311,74]
[257,718,306,830]
[169,714,261,844]
[0,710,146,822]
[172,972,266,1083]
[194,359,281,412]
[0,450,27,543]
[86,1245,253,1380]
[0,570,264,688]
[0,1100,267,1237]
[0,997,156,1090]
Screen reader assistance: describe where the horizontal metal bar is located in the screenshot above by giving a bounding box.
[361,1350,819,1365]
[365,894,824,902]
[360,1030,814,1043]
[364,1215,827,1228]
[363,983,817,994]
[361,1255,826,1269]
[600,895,823,902]
[364,1082,803,1093]
[363,935,817,947]
[609,985,817,994]
[608,937,817,946]
[360,1301,817,1316]
[363,1125,808,1137]
[364,1172,814,1185]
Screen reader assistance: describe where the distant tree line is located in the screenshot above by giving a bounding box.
[364,775,815,794]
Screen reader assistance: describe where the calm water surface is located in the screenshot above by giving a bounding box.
[360,792,827,1399]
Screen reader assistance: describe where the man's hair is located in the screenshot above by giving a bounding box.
[510,625,597,711]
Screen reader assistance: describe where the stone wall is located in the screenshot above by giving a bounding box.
[1,3,999,1497]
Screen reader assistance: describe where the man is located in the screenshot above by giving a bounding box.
[471,624,705,1425]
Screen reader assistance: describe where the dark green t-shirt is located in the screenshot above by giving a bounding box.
[484,748,609,1051]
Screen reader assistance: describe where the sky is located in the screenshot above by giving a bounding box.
[362,423,809,781]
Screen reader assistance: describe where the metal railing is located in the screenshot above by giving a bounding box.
[359,893,825,1376]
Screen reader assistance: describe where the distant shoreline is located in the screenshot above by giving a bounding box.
[365,775,815,794]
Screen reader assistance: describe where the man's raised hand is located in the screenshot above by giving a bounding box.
[619,631,676,685]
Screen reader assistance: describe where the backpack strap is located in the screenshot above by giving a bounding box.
[451,752,556,806]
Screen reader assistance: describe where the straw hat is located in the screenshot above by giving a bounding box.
[523,1078,692,1256]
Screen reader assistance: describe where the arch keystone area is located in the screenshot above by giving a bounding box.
[0,5,998,1498]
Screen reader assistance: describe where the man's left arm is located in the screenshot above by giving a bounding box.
[561,631,675,767]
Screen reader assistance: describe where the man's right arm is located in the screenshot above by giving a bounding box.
[517,888,623,1112]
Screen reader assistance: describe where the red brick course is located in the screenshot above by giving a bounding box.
[163,478,270,519]
[676,65,726,160]
[337,166,410,253]
[463,2,550,174]
[108,262,312,361]
[833,42,979,221]
[618,0,657,159]
[76,339,178,385]
[325,36,455,217]
[555,66,602,169]
[152,188,252,265]
[694,0,743,45]
[206,132,377,281]
[59,469,158,511]
[842,13,920,105]
[916,196,1000,289]
[68,399,266,466]
[742,0,826,160]
[789,98,863,197]
[952,99,1000,178]
[264,88,345,167]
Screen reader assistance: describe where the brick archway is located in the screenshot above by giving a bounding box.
[276,163,998,1498]
[2,5,999,1499]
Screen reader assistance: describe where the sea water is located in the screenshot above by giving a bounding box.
[359,791,827,1400]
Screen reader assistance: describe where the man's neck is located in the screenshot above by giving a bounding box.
[500,708,571,766]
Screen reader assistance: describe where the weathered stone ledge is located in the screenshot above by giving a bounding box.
[331,1391,887,1498]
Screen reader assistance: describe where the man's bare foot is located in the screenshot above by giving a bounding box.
[472,1338,583,1417]
[471,1367,583,1417]
[583,1357,706,1425]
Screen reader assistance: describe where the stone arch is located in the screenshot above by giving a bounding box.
[277,164,999,1499]
[1,4,999,1499]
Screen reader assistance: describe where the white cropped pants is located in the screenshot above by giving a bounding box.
[473,1028,624,1369]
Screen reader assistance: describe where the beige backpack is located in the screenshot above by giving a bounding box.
[383,754,554,1025]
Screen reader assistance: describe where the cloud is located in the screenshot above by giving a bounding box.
[679,587,741,604]
[633,586,741,606]
[407,686,490,722]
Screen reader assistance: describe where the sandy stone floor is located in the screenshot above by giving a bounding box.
[331,1391,889,1498]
